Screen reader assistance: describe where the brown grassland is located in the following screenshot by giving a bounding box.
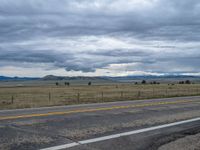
[0,83,200,109]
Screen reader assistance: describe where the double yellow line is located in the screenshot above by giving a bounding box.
[0,100,194,121]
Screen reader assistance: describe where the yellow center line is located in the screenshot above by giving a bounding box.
[0,100,195,121]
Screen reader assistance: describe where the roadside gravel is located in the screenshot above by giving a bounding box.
[159,133,200,150]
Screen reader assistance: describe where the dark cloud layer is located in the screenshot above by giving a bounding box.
[1,0,200,41]
[0,0,200,76]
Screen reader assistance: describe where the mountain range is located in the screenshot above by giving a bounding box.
[0,75,200,83]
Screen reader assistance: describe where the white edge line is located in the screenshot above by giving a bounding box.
[40,117,200,150]
[41,143,80,150]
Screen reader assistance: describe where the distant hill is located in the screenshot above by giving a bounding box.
[42,75,113,82]
[42,75,200,83]
[107,75,200,83]
[0,76,39,81]
[0,75,199,83]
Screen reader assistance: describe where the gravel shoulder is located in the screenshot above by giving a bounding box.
[158,133,200,150]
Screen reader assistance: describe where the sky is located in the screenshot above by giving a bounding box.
[0,0,200,77]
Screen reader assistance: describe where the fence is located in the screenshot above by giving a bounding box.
[0,85,200,109]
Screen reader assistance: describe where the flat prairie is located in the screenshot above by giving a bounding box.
[0,81,200,109]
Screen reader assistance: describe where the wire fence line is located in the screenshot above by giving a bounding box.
[0,87,200,109]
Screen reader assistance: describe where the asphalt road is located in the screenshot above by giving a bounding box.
[1,96,200,150]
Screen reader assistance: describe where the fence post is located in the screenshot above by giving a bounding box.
[77,93,80,103]
[11,95,14,104]
[137,91,141,98]
[101,92,104,101]
[153,88,155,97]
[48,92,51,102]
[121,91,123,99]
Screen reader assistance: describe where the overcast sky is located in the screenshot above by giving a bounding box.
[0,0,200,77]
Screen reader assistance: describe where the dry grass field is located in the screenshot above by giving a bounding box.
[0,83,200,109]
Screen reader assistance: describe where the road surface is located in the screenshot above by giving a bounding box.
[1,96,200,150]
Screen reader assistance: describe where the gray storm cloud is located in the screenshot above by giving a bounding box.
[0,0,200,76]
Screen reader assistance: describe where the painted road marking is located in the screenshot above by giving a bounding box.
[0,99,197,121]
[40,117,200,150]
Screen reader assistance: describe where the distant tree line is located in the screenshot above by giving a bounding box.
[134,80,194,85]
[55,82,70,86]
[55,81,92,86]
[178,80,192,84]
[54,80,193,86]
[150,81,160,85]
[88,82,92,86]
[65,82,70,86]
[135,80,160,85]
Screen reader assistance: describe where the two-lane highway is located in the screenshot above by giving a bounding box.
[1,96,200,150]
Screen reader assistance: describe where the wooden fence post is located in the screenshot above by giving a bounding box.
[101,92,104,101]
[48,92,51,102]
[11,95,14,104]
[138,91,141,98]
[77,93,80,103]
[153,88,155,97]
[121,91,123,99]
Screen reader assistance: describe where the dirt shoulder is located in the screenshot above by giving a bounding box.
[158,133,200,150]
